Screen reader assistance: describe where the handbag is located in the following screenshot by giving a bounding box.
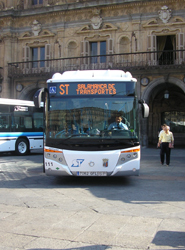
[169,142,174,148]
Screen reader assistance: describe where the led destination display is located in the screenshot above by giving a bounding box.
[49,82,135,96]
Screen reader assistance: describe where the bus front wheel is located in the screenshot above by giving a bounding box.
[15,138,29,155]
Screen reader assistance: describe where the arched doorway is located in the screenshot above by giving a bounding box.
[18,82,46,101]
[142,77,185,147]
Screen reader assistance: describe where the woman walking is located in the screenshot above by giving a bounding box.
[158,124,174,166]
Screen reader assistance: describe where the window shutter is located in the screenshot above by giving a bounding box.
[107,39,113,66]
[147,35,157,51]
[81,41,84,57]
[147,35,157,65]
[176,33,184,64]
[45,44,51,71]
[22,46,30,73]
[107,38,113,54]
[81,40,89,65]
[85,40,89,57]
[23,46,30,61]
[81,40,89,56]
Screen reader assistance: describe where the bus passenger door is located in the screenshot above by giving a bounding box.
[0,114,15,152]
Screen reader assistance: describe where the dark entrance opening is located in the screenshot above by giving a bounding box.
[162,111,185,133]
[148,81,185,147]
[157,35,175,65]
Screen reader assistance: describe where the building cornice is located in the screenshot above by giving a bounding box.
[0,0,184,19]
[0,0,184,32]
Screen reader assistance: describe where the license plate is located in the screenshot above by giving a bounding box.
[77,171,107,176]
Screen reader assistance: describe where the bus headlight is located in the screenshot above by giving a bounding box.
[59,157,63,162]
[44,148,67,166]
[116,148,140,166]
[133,152,137,158]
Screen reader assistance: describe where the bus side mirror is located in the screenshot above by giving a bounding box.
[138,99,149,118]
[33,88,45,108]
[142,103,149,118]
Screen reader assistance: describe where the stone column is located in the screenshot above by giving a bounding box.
[2,37,12,98]
[141,117,148,147]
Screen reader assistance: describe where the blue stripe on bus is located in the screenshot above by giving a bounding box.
[0,132,43,137]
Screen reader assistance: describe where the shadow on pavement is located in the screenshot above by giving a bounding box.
[29,245,111,250]
[151,230,185,249]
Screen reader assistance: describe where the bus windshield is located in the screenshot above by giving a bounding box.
[46,95,139,149]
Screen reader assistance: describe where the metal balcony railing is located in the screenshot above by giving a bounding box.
[8,49,185,78]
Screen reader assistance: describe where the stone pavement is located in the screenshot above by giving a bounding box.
[0,147,184,250]
[140,146,185,180]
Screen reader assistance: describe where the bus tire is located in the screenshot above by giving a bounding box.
[15,138,29,155]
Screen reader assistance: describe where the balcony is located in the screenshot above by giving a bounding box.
[8,50,185,78]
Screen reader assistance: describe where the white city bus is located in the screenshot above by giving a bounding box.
[34,70,149,176]
[0,98,43,155]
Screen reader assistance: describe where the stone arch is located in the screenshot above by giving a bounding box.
[142,76,185,104]
[18,82,46,100]
[141,76,185,146]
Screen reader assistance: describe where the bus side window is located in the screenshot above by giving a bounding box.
[14,116,32,132]
[0,115,10,132]
[33,112,43,131]
[22,116,32,131]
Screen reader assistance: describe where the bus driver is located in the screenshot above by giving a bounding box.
[108,115,128,130]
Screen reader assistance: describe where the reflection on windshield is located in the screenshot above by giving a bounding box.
[46,97,138,140]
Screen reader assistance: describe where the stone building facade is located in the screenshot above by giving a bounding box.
[0,0,185,146]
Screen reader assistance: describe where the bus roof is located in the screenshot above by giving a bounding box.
[47,70,137,83]
[0,98,35,107]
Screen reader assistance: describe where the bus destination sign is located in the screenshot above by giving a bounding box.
[14,106,29,112]
[60,83,116,95]
[49,82,134,96]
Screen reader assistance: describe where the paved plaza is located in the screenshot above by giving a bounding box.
[0,147,184,250]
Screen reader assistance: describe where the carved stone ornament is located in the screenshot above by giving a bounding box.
[90,16,102,30]
[92,8,101,16]
[16,84,23,92]
[158,6,172,24]
[141,78,149,86]
[32,20,42,36]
